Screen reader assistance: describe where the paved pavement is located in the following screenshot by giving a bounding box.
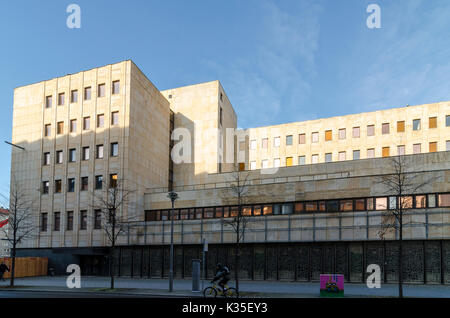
[1,276,449,297]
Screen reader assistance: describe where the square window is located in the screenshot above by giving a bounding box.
[45,96,52,108]
[397,145,405,155]
[325,130,332,141]
[311,132,319,143]
[299,156,305,165]
[238,162,245,171]
[250,161,256,170]
[83,117,90,130]
[438,194,450,207]
[111,111,119,125]
[112,80,120,94]
[338,151,346,161]
[261,159,268,169]
[325,153,332,162]
[286,135,293,145]
[58,93,65,106]
[98,84,105,97]
[70,119,77,133]
[413,119,421,131]
[273,158,280,167]
[71,90,78,103]
[367,148,375,158]
[84,87,91,100]
[352,127,360,138]
[429,142,437,153]
[274,136,280,147]
[97,114,104,128]
[382,147,390,157]
[353,150,360,160]
[111,142,119,157]
[311,154,319,164]
[338,128,346,140]
[367,125,375,136]
[397,121,405,132]
[429,117,437,129]
[299,133,306,144]
[286,157,293,166]
[382,123,390,134]
[413,143,421,154]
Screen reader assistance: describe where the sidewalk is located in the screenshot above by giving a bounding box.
[1,276,449,297]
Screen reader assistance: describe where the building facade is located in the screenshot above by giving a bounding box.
[10,60,450,283]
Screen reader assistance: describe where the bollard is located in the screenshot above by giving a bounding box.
[192,259,201,292]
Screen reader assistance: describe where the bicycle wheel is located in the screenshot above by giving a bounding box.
[203,287,217,298]
[224,287,239,298]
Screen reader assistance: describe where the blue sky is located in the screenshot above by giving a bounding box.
[0,0,449,194]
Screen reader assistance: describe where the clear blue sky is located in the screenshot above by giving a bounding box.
[0,0,449,193]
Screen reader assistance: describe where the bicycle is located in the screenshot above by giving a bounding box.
[203,281,239,298]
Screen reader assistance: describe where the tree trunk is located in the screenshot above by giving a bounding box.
[235,241,239,292]
[110,247,115,290]
[10,241,16,287]
[398,214,403,298]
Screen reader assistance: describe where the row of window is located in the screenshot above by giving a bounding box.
[45,81,120,108]
[42,174,117,194]
[43,143,118,166]
[247,142,450,169]
[248,116,450,150]
[44,111,119,137]
[145,193,450,221]
[40,209,103,232]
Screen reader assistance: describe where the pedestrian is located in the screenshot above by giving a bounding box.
[0,262,10,281]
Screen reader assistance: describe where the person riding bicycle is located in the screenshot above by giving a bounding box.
[212,263,230,291]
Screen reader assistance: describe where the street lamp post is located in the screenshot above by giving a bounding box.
[167,191,178,292]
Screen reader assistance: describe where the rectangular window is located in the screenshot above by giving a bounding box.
[299,133,306,144]
[325,153,332,162]
[250,139,257,150]
[68,178,75,192]
[263,205,273,215]
[55,179,62,193]
[97,114,104,128]
[325,130,332,141]
[397,121,405,132]
[389,196,397,209]
[204,207,214,219]
[67,211,73,231]
[367,125,375,136]
[81,177,88,191]
[367,198,374,210]
[272,158,280,168]
[305,202,317,212]
[69,148,76,162]
[375,197,387,210]
[95,175,103,190]
[311,154,319,164]
[112,80,120,94]
[45,96,52,108]
[447,140,450,151]
[238,162,245,171]
[71,90,78,103]
[261,159,268,169]
[83,117,90,130]
[253,205,262,216]
[274,136,280,147]
[219,107,223,126]
[429,117,437,129]
[42,181,49,194]
[57,121,64,135]
[58,93,65,106]
[110,142,119,157]
[294,203,304,213]
[56,150,63,164]
[80,210,87,230]
[70,119,77,133]
[41,213,48,232]
[382,147,390,157]
[262,138,268,149]
[45,124,51,137]
[82,146,89,160]
[438,194,450,207]
[43,152,50,166]
[353,150,360,160]
[400,196,413,209]
[428,194,436,208]
[311,132,319,143]
[286,157,293,166]
[98,84,105,97]
[340,200,353,211]
[96,144,104,159]
[286,135,293,145]
[239,141,245,151]
[84,87,91,100]
[54,212,60,231]
[338,128,346,140]
[352,127,360,138]
[367,148,375,158]
[413,119,421,131]
[429,142,437,153]
[110,174,118,188]
[250,161,256,170]
[111,111,119,125]
[338,151,346,161]
[94,210,102,229]
[415,195,426,208]
[298,156,305,165]
[397,145,405,156]
[446,115,450,127]
[382,123,390,134]
[355,199,365,211]
[413,143,421,154]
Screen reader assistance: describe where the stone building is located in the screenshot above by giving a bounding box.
[10,60,450,283]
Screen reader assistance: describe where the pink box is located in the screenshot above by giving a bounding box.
[320,274,344,296]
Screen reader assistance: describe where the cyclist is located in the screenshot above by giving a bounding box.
[212,263,230,292]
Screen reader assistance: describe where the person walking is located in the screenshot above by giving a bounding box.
[0,262,10,281]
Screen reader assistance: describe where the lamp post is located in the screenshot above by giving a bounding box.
[167,191,178,292]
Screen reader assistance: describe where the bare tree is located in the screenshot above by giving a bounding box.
[222,168,251,293]
[91,177,135,289]
[378,155,436,298]
[0,177,36,287]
